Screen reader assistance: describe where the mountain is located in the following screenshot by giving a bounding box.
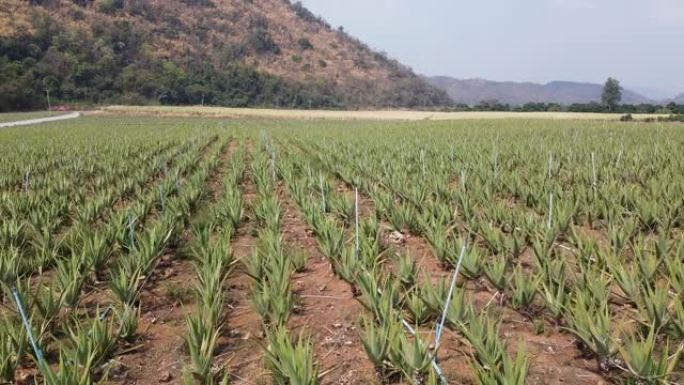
[0,0,450,111]
[427,77,654,106]
[673,93,684,104]
[628,86,675,101]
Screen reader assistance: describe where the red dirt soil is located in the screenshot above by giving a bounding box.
[278,182,377,385]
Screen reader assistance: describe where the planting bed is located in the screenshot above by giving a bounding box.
[1,116,683,385]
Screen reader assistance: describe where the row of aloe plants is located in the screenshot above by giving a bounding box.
[247,140,318,385]
[277,120,684,384]
[0,131,228,384]
[275,138,530,385]
[183,140,245,384]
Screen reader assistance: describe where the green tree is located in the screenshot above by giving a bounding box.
[601,77,622,111]
[666,102,677,113]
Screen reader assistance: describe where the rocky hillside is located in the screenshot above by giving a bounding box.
[0,0,451,111]
[427,77,652,106]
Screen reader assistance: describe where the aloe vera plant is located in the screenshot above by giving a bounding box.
[42,351,93,385]
[114,304,140,343]
[396,251,418,288]
[664,256,684,294]
[604,251,640,302]
[539,278,569,320]
[34,280,64,324]
[508,264,538,310]
[264,327,318,385]
[315,217,345,259]
[54,252,88,308]
[251,278,294,326]
[565,292,620,369]
[484,254,508,291]
[389,331,435,384]
[633,237,660,284]
[472,341,530,385]
[290,249,309,273]
[66,310,117,372]
[359,316,399,378]
[636,284,672,329]
[333,247,359,284]
[109,262,142,305]
[184,312,221,384]
[618,324,683,383]
[462,313,507,370]
[357,269,396,323]
[404,289,432,326]
[0,315,27,383]
[420,276,471,327]
[459,244,483,279]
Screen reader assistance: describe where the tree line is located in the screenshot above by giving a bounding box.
[443,78,684,115]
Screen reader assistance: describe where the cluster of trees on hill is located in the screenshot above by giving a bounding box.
[0,10,345,112]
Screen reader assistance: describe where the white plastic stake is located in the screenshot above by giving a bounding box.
[401,319,446,384]
[493,153,498,179]
[616,147,623,168]
[591,152,597,187]
[270,151,276,183]
[128,214,137,251]
[547,193,554,230]
[435,242,467,346]
[23,170,31,193]
[319,174,326,211]
[355,187,360,258]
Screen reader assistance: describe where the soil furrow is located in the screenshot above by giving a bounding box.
[108,137,234,385]
[222,142,268,384]
[278,182,377,385]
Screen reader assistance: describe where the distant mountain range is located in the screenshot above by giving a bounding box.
[426,77,678,106]
[674,93,684,104]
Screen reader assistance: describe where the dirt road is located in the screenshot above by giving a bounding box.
[0,112,81,128]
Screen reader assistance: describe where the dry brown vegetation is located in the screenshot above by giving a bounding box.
[0,0,448,107]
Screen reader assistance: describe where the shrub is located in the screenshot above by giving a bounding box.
[248,28,281,55]
[291,1,329,27]
[97,0,124,14]
[298,37,313,50]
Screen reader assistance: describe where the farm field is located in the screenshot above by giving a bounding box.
[0,116,683,385]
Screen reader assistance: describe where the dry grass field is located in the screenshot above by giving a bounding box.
[100,105,668,121]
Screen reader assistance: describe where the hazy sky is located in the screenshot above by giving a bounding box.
[300,0,684,98]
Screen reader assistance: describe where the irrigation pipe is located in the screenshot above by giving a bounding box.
[435,242,467,347]
[12,287,50,375]
[395,243,467,385]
